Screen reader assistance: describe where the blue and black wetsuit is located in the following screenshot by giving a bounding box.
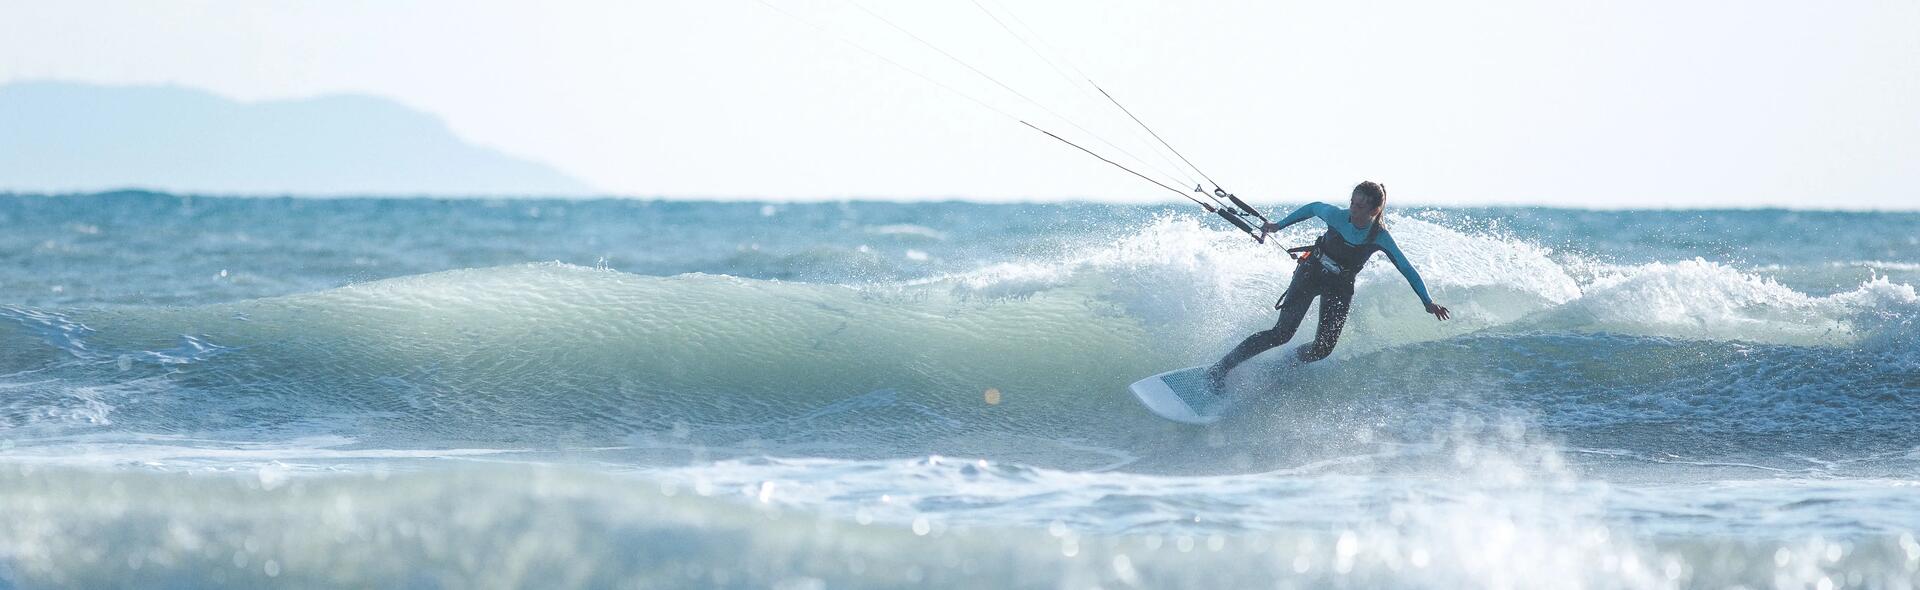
[1208,202,1434,382]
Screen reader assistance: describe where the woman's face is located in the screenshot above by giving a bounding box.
[1348,193,1379,216]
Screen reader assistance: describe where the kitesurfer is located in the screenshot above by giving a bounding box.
[1205,181,1450,391]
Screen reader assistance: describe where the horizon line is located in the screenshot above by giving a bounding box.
[1,188,1914,213]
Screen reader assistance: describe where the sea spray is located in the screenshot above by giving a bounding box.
[2,194,1917,588]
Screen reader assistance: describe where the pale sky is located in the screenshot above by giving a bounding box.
[3,0,1917,208]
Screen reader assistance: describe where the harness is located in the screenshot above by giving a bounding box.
[1288,225,1383,278]
[1272,227,1382,310]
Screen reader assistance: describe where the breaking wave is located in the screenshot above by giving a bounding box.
[0,216,1911,473]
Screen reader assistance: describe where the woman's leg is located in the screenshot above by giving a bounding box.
[1208,269,1322,386]
[1296,286,1354,363]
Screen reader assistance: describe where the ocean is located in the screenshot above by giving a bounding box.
[1,191,1916,588]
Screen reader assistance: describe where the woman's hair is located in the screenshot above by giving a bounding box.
[1353,181,1387,241]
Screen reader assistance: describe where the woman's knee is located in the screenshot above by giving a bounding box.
[1253,327,1298,347]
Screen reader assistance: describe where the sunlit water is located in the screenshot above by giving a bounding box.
[2,192,1917,588]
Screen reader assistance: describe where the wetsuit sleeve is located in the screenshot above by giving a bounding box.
[1269,202,1332,232]
[1377,232,1434,307]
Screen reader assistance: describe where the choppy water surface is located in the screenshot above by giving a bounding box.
[2,192,1917,588]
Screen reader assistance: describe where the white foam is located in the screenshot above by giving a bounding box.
[1540,258,1919,345]
[912,212,1587,360]
[865,224,949,240]
[0,434,521,470]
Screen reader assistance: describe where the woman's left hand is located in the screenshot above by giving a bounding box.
[1426,302,1451,321]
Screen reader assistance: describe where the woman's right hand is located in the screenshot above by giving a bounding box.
[1426,302,1451,321]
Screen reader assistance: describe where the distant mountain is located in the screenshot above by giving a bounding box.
[0,81,593,196]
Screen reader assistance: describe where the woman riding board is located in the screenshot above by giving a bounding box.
[1206,181,1451,391]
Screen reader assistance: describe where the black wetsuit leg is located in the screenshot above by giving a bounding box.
[1297,282,1354,362]
[1211,265,1323,376]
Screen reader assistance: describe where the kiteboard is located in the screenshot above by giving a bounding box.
[1128,365,1233,425]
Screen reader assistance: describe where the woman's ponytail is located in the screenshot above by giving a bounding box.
[1354,181,1387,242]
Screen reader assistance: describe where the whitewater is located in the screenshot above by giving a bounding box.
[1,192,1917,588]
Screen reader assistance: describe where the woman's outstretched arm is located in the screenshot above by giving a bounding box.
[1377,232,1450,320]
[1261,202,1332,234]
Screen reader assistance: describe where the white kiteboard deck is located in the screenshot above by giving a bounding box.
[1128,365,1233,424]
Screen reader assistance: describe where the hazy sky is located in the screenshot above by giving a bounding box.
[3,0,1916,208]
